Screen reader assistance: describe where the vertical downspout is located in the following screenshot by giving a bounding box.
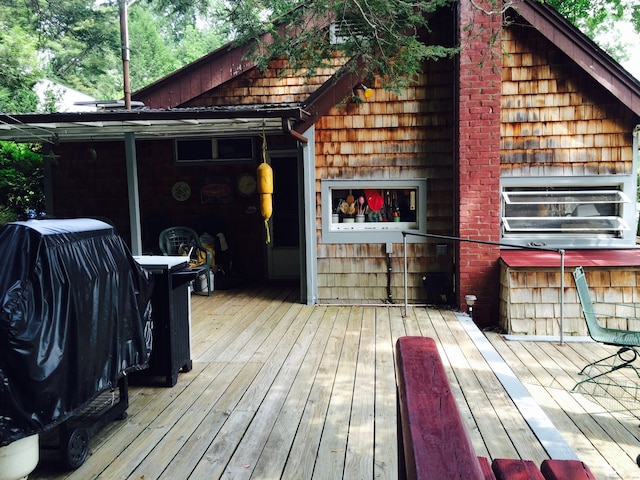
[385,243,393,304]
[634,125,639,237]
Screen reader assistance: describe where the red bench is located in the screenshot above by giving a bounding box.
[395,336,597,480]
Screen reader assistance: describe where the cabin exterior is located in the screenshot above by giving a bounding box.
[0,0,638,331]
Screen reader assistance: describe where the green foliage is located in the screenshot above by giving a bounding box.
[0,0,228,111]
[0,0,636,110]
[548,0,625,28]
[0,141,44,223]
[221,0,640,92]
[545,0,631,63]
[0,22,41,112]
[126,4,227,90]
[128,8,182,91]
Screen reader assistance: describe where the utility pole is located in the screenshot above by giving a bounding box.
[119,1,142,254]
[119,0,131,110]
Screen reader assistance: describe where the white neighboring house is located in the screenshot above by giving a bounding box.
[34,79,96,112]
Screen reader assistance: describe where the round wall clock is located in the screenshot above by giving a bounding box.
[171,181,191,201]
[236,173,257,196]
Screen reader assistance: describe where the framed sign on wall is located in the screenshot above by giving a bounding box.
[199,177,234,204]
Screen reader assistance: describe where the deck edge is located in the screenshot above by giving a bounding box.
[455,312,580,461]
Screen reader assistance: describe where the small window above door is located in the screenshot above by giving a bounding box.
[174,137,254,164]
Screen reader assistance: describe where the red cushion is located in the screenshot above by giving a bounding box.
[492,459,545,480]
[540,459,596,480]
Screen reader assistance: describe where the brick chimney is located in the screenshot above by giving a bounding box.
[456,0,503,327]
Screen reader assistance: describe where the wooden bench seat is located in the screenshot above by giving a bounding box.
[396,336,486,479]
[395,336,596,480]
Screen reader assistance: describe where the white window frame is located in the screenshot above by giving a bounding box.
[321,179,427,244]
[500,176,637,248]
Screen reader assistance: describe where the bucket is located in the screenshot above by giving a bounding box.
[198,273,207,292]
[195,271,214,293]
[0,435,39,480]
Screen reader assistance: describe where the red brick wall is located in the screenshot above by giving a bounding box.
[457,0,503,327]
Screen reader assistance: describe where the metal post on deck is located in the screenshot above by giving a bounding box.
[559,249,565,345]
[403,233,408,317]
[400,232,566,337]
[125,132,142,255]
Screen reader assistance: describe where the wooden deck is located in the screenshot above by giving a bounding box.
[30,284,640,479]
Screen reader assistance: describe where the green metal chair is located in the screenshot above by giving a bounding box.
[159,226,212,296]
[572,266,640,391]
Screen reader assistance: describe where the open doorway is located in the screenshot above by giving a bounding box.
[267,151,301,280]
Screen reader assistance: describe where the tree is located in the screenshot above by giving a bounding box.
[128,7,182,91]
[545,0,634,63]
[0,142,44,224]
[219,0,458,92]
[0,0,228,110]
[2,0,636,111]
[215,0,639,92]
[127,2,227,90]
[0,17,40,112]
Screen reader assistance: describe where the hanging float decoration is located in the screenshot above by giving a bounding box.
[258,131,273,244]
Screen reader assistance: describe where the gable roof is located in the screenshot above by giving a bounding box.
[510,0,640,118]
[132,43,259,110]
[0,0,637,144]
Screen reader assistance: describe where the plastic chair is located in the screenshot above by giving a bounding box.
[571,266,640,390]
[159,227,212,296]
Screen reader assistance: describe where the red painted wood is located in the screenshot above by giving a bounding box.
[492,459,546,480]
[500,249,640,268]
[540,459,597,480]
[478,456,498,480]
[396,336,485,480]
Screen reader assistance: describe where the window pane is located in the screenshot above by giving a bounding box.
[503,217,628,232]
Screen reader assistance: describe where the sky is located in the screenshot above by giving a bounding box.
[621,52,639,82]
[598,10,640,81]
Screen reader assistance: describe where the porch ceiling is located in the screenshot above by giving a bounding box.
[0,104,309,144]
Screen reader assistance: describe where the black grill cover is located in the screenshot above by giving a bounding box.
[0,218,153,446]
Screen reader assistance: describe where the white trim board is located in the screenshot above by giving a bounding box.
[504,335,593,343]
[455,313,580,461]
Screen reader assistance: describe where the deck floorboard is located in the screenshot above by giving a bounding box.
[29,285,639,479]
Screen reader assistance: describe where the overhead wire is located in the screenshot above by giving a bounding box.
[0,114,59,144]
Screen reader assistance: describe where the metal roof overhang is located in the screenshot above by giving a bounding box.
[0,105,310,143]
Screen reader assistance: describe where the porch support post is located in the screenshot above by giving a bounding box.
[301,125,318,305]
[42,143,55,216]
[125,131,142,255]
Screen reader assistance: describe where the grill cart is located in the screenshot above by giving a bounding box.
[133,256,194,387]
[0,218,153,472]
